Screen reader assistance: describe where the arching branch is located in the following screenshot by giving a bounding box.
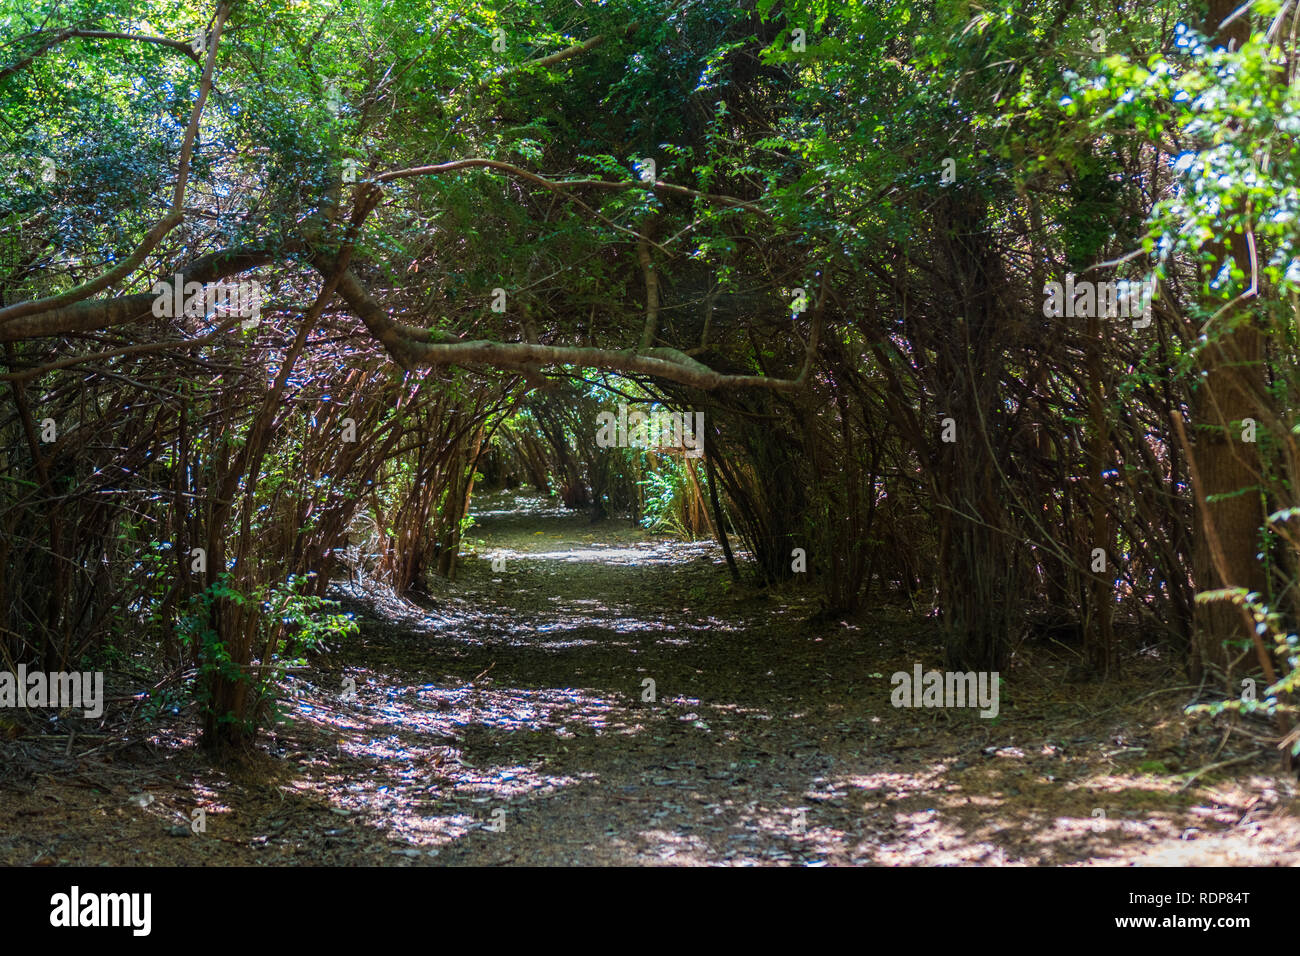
[317,257,823,393]
[0,4,230,325]
[0,28,202,82]
[375,158,771,220]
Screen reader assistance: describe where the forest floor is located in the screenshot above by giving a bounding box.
[3,491,1299,866]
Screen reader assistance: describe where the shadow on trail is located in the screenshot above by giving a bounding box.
[7,492,1285,867]
[266,492,1283,866]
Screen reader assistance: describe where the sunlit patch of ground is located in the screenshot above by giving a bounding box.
[3,489,1299,866]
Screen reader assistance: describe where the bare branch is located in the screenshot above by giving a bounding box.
[375,158,770,219]
[317,259,822,393]
[0,245,289,342]
[474,23,640,91]
[0,4,229,326]
[637,229,659,351]
[0,27,201,81]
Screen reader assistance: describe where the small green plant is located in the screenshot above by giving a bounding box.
[258,574,359,727]
[1186,588,1300,756]
[269,573,358,659]
[178,574,358,736]
[640,460,690,537]
[140,683,189,724]
[177,575,248,731]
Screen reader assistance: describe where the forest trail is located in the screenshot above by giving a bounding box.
[3,493,1298,866]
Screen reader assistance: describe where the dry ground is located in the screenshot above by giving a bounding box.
[3,492,1298,866]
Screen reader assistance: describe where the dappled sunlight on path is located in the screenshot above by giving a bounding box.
[243,492,1297,866]
[6,492,1295,867]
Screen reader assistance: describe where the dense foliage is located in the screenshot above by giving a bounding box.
[2,0,1297,751]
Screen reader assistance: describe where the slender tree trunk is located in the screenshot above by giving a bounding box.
[1085,312,1116,676]
[1188,0,1267,686]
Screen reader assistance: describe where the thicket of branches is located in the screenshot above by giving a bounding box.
[3,0,1299,753]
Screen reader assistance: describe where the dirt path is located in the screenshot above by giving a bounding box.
[4,492,1298,866]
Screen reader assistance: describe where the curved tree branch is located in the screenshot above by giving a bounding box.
[316,257,822,392]
[0,3,229,326]
[0,245,289,342]
[0,27,202,81]
[375,158,770,219]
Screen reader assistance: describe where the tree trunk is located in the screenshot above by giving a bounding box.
[1188,0,1267,687]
